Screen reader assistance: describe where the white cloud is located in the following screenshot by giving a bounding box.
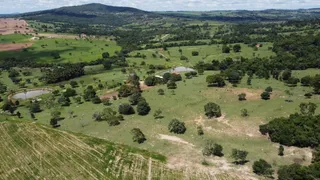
[0,0,320,13]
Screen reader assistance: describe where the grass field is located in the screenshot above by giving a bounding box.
[0,34,32,43]
[0,37,121,63]
[1,120,243,179]
[128,43,275,67]
[5,68,318,178]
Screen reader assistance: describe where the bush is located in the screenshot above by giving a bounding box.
[204,102,221,118]
[167,81,177,89]
[261,91,270,100]
[222,45,230,53]
[91,96,102,104]
[197,126,204,136]
[157,89,165,95]
[202,140,223,157]
[137,101,151,115]
[63,88,76,97]
[168,119,186,134]
[131,128,146,144]
[231,149,248,164]
[118,103,135,115]
[238,93,246,101]
[192,51,199,56]
[180,55,188,60]
[241,109,249,117]
[265,86,273,93]
[70,81,78,88]
[29,102,41,113]
[279,145,284,156]
[252,159,274,177]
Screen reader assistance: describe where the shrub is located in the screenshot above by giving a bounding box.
[192,51,199,56]
[157,89,165,95]
[204,102,221,118]
[137,101,151,115]
[91,96,102,104]
[131,128,146,144]
[202,140,223,157]
[261,91,270,100]
[265,86,273,93]
[118,103,135,115]
[167,81,177,89]
[252,159,274,177]
[238,93,246,101]
[168,119,186,134]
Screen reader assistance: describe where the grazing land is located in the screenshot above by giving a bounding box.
[0,3,320,180]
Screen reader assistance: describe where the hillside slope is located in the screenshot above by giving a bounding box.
[19,3,160,27]
[0,121,241,180]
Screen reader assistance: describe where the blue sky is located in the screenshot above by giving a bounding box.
[1,0,320,13]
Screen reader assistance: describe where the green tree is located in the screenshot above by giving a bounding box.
[197,126,204,136]
[206,74,225,87]
[192,51,199,56]
[51,110,61,121]
[129,93,144,105]
[231,149,248,164]
[311,74,320,94]
[252,159,274,177]
[261,91,270,100]
[118,85,135,97]
[279,145,284,156]
[300,102,317,116]
[167,81,177,89]
[222,44,230,53]
[168,119,186,134]
[204,102,221,118]
[29,101,41,113]
[157,89,165,95]
[91,95,102,104]
[241,109,249,117]
[202,139,223,157]
[63,88,76,97]
[58,95,70,106]
[233,44,241,52]
[154,109,163,119]
[282,69,292,81]
[238,93,246,101]
[137,101,151,115]
[131,128,146,144]
[301,76,312,86]
[265,86,273,93]
[70,81,78,88]
[118,103,135,115]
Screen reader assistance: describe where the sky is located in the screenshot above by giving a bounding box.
[0,0,320,14]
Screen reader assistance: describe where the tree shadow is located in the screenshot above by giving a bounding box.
[233,160,249,165]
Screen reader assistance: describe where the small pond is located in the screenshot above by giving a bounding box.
[12,90,51,100]
[162,66,195,74]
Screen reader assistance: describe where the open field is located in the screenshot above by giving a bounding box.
[3,68,318,179]
[0,18,34,35]
[1,5,320,179]
[0,36,121,63]
[128,43,274,67]
[0,120,247,180]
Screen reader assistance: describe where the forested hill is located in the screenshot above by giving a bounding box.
[19,3,161,27]
[161,8,320,22]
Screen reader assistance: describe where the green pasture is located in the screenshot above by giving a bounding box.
[0,37,121,63]
[0,34,32,43]
[8,68,319,169]
[128,42,275,68]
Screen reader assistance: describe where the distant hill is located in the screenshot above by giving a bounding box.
[160,8,320,22]
[19,3,161,27]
